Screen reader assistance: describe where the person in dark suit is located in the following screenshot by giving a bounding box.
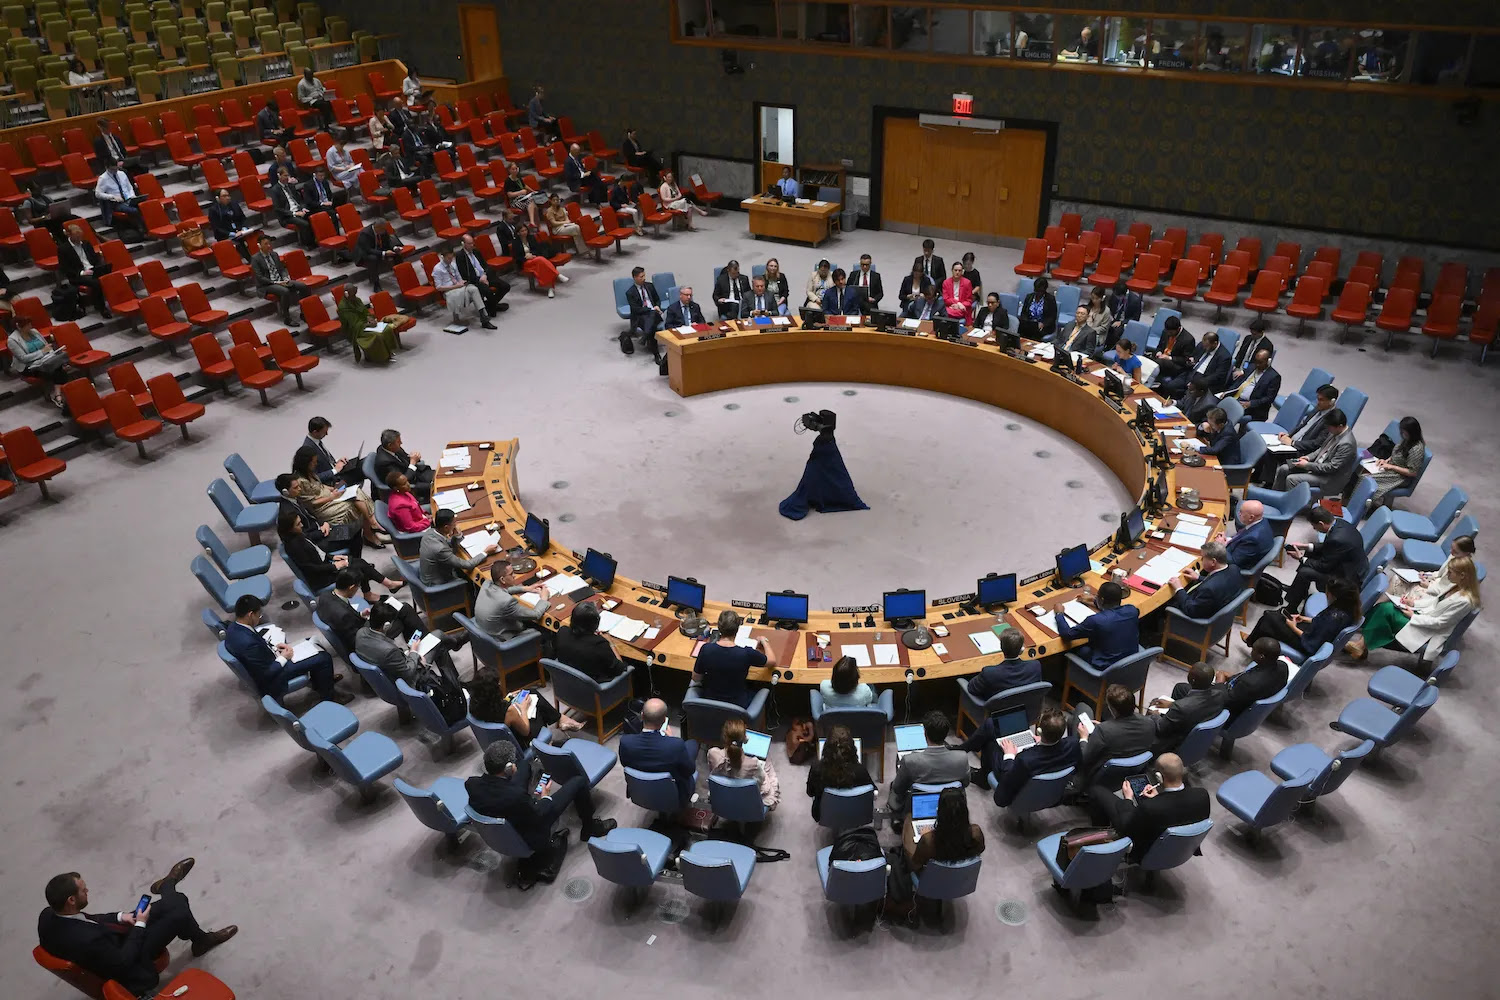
[663,286,705,328]
[1017,276,1059,339]
[256,98,295,146]
[1272,409,1357,496]
[1088,753,1211,861]
[1168,542,1243,619]
[1177,375,1219,425]
[279,514,399,596]
[621,127,662,181]
[1152,662,1227,751]
[1074,684,1156,788]
[56,223,111,317]
[1161,331,1230,399]
[300,165,346,230]
[252,242,310,328]
[740,276,782,319]
[973,292,1009,333]
[912,239,944,284]
[902,283,944,321]
[1225,349,1281,424]
[465,741,617,853]
[963,630,1040,704]
[618,698,699,807]
[315,569,421,654]
[851,253,884,306]
[92,118,139,173]
[37,864,235,997]
[1194,407,1241,464]
[373,428,433,498]
[399,123,435,177]
[1222,499,1275,571]
[1216,637,1290,718]
[380,150,421,193]
[1107,279,1143,340]
[1282,505,1368,612]
[897,261,932,310]
[223,594,349,702]
[355,220,406,294]
[274,473,363,558]
[387,96,413,137]
[624,265,665,359]
[553,602,630,684]
[455,232,509,316]
[270,165,315,248]
[1144,315,1195,381]
[563,142,607,203]
[1056,581,1141,669]
[1244,576,1358,659]
[886,711,970,818]
[1252,383,1340,487]
[991,708,1082,806]
[712,259,751,320]
[207,187,254,260]
[1230,317,1275,378]
[821,268,863,315]
[304,415,357,486]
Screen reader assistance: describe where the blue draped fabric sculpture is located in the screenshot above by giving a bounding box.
[779,410,869,520]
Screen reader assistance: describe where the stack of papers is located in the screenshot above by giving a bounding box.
[970,631,1002,655]
[334,484,363,501]
[840,644,871,667]
[1148,399,1183,418]
[1262,433,1298,453]
[460,528,499,554]
[1060,600,1095,626]
[433,488,471,514]
[540,573,586,597]
[733,624,756,648]
[259,624,287,646]
[607,616,649,641]
[1168,517,1213,552]
[771,316,792,326]
[516,592,544,608]
[900,318,921,330]
[1136,548,1197,586]
[289,639,323,663]
[1173,437,1202,453]
[439,447,472,470]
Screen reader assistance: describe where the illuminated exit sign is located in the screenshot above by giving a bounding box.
[952,93,974,116]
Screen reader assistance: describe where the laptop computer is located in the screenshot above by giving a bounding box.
[817,737,862,762]
[742,729,772,760]
[989,707,1036,750]
[894,724,926,759]
[910,791,941,839]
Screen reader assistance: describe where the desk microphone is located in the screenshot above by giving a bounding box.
[904,668,915,685]
[770,670,781,686]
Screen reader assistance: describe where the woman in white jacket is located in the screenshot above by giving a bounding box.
[1387,535,1477,601]
[1354,556,1480,659]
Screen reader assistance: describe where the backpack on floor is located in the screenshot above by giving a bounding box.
[417,656,466,725]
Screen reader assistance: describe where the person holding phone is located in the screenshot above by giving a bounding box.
[37,861,236,997]
[1084,752,1210,861]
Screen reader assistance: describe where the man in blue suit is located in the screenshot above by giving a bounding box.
[618,698,699,807]
[1222,499,1274,572]
[963,629,1040,703]
[1055,581,1140,668]
[820,268,863,315]
[663,286,706,328]
[1161,330,1231,399]
[991,708,1082,806]
[1194,407,1241,465]
[223,595,349,703]
[1168,542,1242,619]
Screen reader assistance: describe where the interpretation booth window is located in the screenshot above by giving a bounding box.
[971,9,1010,57]
[1146,19,1195,71]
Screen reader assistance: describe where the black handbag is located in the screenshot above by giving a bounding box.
[1368,433,1395,460]
[1255,575,1286,607]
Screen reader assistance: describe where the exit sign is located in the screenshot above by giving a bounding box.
[952,93,974,116]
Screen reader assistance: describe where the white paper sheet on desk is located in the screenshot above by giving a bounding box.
[609,617,648,641]
[873,644,900,665]
[734,624,756,647]
[1169,526,1211,551]
[795,198,811,204]
[334,484,363,501]
[969,631,1002,655]
[966,328,988,339]
[1360,458,1382,474]
[813,200,828,206]
[1030,343,1055,359]
[291,638,324,662]
[1138,548,1196,586]
[932,642,948,656]
[516,592,543,608]
[771,316,792,326]
[1027,605,1049,619]
[433,488,470,513]
[1161,428,1186,437]
[840,644,871,667]
[417,632,443,657]
[1061,600,1094,626]
[439,452,471,470]
[1150,401,1183,417]
[901,318,921,329]
[460,529,499,554]
[542,573,586,597]
[598,610,622,631]
[676,325,696,335]
[643,626,660,641]
[1177,513,1209,525]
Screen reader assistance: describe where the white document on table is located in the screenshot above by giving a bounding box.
[642,626,660,641]
[969,631,1002,655]
[932,642,948,656]
[439,452,471,470]
[433,488,470,513]
[873,644,900,665]
[1161,428,1186,437]
[516,591,544,608]
[1392,567,1422,584]
[734,624,756,647]
[1027,605,1049,619]
[608,616,648,641]
[901,318,921,330]
[541,573,586,597]
[840,644,871,667]
[1177,513,1209,525]
[1149,401,1182,417]
[291,638,324,662]
[771,316,792,326]
[676,325,696,335]
[460,529,499,554]
[597,610,622,632]
[1060,600,1095,626]
[1169,524,1212,551]
[259,624,286,646]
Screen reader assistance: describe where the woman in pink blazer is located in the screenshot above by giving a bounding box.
[942,262,974,319]
[385,472,430,534]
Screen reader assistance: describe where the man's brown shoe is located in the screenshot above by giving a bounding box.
[192,925,238,957]
[150,857,195,894]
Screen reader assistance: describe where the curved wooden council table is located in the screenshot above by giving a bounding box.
[434,320,1230,688]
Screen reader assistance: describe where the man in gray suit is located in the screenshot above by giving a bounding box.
[472,559,548,641]
[1073,684,1156,789]
[419,509,497,587]
[886,710,971,822]
[1273,408,1356,494]
[1055,304,1105,358]
[354,602,462,685]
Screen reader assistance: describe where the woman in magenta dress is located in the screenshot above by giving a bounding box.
[942,261,974,320]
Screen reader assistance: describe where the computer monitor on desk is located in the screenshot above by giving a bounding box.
[974,572,1017,611]
[932,316,961,342]
[665,575,706,617]
[523,513,549,555]
[580,548,617,589]
[869,309,897,331]
[799,306,825,330]
[883,588,926,629]
[1103,368,1128,400]
[765,590,809,630]
[1054,544,1090,588]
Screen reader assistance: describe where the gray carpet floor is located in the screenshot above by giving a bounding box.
[5,217,1499,1000]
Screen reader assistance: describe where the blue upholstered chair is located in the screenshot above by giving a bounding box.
[682,686,769,742]
[454,613,544,692]
[305,727,404,802]
[1036,833,1131,909]
[1400,514,1478,572]
[911,856,982,913]
[467,714,527,755]
[624,766,689,814]
[612,276,632,322]
[1218,683,1288,759]
[1216,767,1318,837]
[279,545,330,607]
[1246,481,1312,542]
[192,554,271,613]
[1146,307,1182,349]
[1389,486,1467,542]
[390,554,470,629]
[196,523,271,579]
[810,688,895,780]
[957,679,1050,739]
[679,840,757,906]
[1341,475,1376,525]
[220,640,309,699]
[1135,819,1213,886]
[532,734,618,787]
[1218,430,1265,496]
[207,477,278,543]
[990,766,1073,829]
[1247,392,1308,437]
[1383,444,1432,507]
[1270,739,1375,803]
[310,610,354,666]
[1094,750,1154,790]
[201,608,227,640]
[396,678,470,757]
[465,807,536,861]
[1062,646,1159,715]
[1215,326,1240,360]
[1237,535,1284,622]
[1367,651,1459,708]
[816,846,887,910]
[817,784,876,832]
[1054,282,1081,318]
[394,776,471,846]
[542,656,633,741]
[348,652,414,724]
[588,827,673,893]
[373,500,423,561]
[1282,644,1335,703]
[223,452,282,504]
[1174,709,1230,767]
[708,774,766,825]
[1357,507,1392,557]
[1365,543,1396,586]
[1215,395,1244,428]
[1335,385,1368,431]
[260,694,358,751]
[650,272,676,301]
[1332,685,1439,750]
[1161,587,1254,668]
[1274,366,1333,410]
[360,453,389,500]
[997,291,1020,318]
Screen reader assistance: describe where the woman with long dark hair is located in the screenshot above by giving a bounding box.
[1367,416,1426,509]
[288,445,384,546]
[1242,576,1360,656]
[819,655,875,708]
[805,724,875,822]
[910,786,984,872]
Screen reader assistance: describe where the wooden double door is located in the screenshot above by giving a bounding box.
[880,116,1046,243]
